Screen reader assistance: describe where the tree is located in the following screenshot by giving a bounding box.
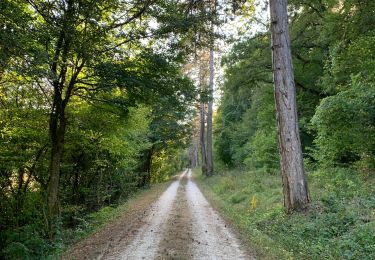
[35,0,144,231]
[269,0,310,212]
[199,60,208,175]
[206,47,214,176]
[17,0,208,231]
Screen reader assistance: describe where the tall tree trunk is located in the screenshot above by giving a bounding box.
[15,168,25,228]
[195,138,199,167]
[206,47,214,176]
[46,1,72,230]
[199,103,207,175]
[269,0,310,213]
[189,144,197,168]
[138,148,153,187]
[47,94,66,231]
[145,148,153,185]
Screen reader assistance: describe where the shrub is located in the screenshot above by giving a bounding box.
[311,77,375,169]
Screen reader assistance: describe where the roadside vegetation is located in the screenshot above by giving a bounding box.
[2,181,170,259]
[202,1,375,259]
[0,1,198,258]
[196,167,374,259]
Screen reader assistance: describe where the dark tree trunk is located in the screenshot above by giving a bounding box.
[46,0,83,231]
[145,149,153,185]
[15,168,25,228]
[206,47,214,176]
[139,148,153,187]
[195,137,199,167]
[47,94,67,229]
[46,2,71,230]
[199,103,207,175]
[269,0,310,213]
[45,0,84,229]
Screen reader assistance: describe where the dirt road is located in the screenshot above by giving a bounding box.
[65,169,253,260]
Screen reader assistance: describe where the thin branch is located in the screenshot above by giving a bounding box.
[25,0,55,25]
[108,0,153,29]
[302,2,324,18]
[24,144,49,193]
[62,59,86,108]
[97,32,153,54]
[35,80,53,107]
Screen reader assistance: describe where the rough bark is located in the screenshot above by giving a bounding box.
[269,0,310,213]
[206,48,214,176]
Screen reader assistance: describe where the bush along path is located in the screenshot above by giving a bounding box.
[64,169,254,260]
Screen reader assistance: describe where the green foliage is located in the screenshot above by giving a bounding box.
[151,148,189,183]
[2,0,375,258]
[195,167,375,259]
[210,2,375,258]
[1,0,200,257]
[242,86,278,170]
[214,34,278,169]
[0,0,34,72]
[311,78,375,169]
[59,104,153,211]
[2,224,53,260]
[215,0,375,172]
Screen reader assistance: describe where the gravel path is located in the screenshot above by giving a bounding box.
[186,170,248,259]
[65,169,253,260]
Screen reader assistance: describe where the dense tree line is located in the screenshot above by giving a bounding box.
[215,0,375,174]
[210,1,374,255]
[0,0,216,257]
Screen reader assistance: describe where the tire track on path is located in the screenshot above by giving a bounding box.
[105,170,188,260]
[186,169,250,259]
[66,169,253,260]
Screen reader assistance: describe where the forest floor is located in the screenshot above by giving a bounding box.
[63,169,254,260]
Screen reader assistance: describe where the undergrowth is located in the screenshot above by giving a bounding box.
[1,183,167,260]
[195,167,375,259]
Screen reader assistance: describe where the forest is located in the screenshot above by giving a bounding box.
[0,0,374,259]
[209,0,374,258]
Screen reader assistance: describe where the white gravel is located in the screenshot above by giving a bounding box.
[107,171,186,260]
[106,169,252,260]
[186,169,250,259]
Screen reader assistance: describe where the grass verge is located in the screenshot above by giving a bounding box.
[194,167,375,260]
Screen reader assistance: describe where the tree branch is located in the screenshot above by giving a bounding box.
[109,0,153,29]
